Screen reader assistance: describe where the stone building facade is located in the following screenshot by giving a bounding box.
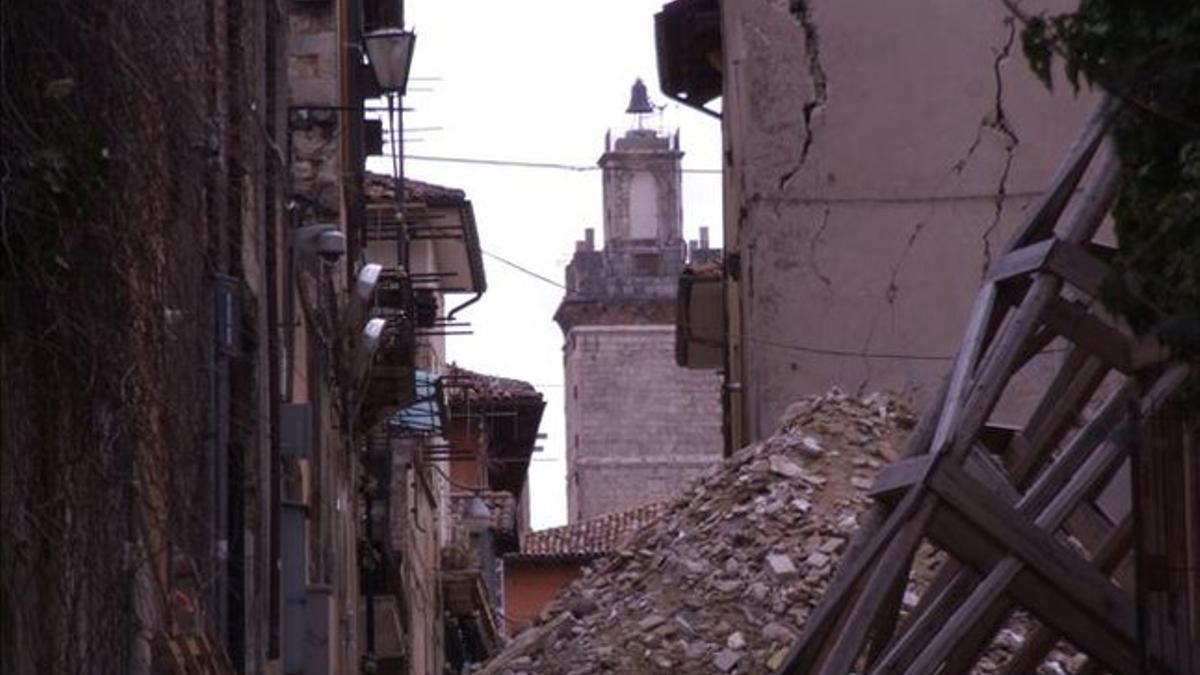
[556,95,722,523]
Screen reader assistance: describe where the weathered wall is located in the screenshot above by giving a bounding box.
[722,0,1098,441]
[390,446,444,675]
[565,325,722,521]
[501,560,586,634]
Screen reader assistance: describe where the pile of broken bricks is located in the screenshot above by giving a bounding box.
[480,389,1084,675]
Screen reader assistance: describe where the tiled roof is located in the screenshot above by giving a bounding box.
[444,364,543,407]
[363,171,466,206]
[511,503,665,560]
[449,490,517,533]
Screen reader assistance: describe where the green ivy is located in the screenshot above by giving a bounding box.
[1021,2,1200,359]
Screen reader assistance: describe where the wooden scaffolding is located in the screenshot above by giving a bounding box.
[776,98,1198,675]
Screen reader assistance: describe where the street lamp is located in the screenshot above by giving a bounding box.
[363,28,416,95]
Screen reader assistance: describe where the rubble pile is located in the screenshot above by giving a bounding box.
[488,387,1086,675]
[492,389,909,674]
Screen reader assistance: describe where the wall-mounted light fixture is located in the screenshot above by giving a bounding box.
[292,223,347,265]
[363,28,416,96]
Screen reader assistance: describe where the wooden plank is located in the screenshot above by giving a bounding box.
[864,555,911,668]
[950,274,1063,458]
[873,386,1130,673]
[1046,239,1111,297]
[874,379,1141,675]
[999,515,1133,675]
[1006,96,1117,250]
[923,507,1137,674]
[985,238,1057,284]
[1019,382,1136,517]
[1043,298,1138,373]
[867,561,980,675]
[774,379,950,675]
[931,283,1000,456]
[869,455,933,502]
[1007,347,1107,484]
[963,447,1022,504]
[952,153,1121,460]
[1008,567,1140,674]
[906,424,1132,673]
[816,498,938,675]
[1061,148,1122,245]
[779,485,931,674]
[930,464,1137,644]
[900,553,1018,675]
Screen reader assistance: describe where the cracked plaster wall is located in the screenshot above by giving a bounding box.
[723,0,1097,440]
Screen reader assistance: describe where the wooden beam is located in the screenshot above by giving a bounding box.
[1043,298,1140,373]
[816,499,938,675]
[774,379,949,675]
[1008,567,1139,674]
[923,506,1138,674]
[1007,346,1108,484]
[951,153,1121,459]
[872,379,1140,674]
[950,274,1063,457]
[1005,96,1117,250]
[864,554,912,668]
[986,238,1056,284]
[930,464,1137,645]
[777,485,932,674]
[869,456,933,502]
[931,283,1000,455]
[1046,239,1111,297]
[897,410,1133,672]
[867,561,980,674]
[999,515,1133,675]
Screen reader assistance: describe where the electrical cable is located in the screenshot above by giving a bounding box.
[481,249,566,289]
[406,153,720,175]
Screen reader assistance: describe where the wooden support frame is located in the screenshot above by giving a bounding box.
[775,97,1193,675]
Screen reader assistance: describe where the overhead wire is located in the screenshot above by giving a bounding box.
[481,249,566,289]
[407,153,720,174]
[475,248,996,362]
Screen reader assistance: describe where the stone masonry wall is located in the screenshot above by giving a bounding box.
[565,325,722,522]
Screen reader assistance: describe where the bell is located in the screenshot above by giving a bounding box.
[626,78,654,115]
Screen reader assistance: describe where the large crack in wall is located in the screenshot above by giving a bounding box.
[954,18,1020,276]
[780,0,829,191]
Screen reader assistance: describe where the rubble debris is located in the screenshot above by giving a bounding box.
[487,388,1081,674]
[764,553,798,581]
[713,649,740,672]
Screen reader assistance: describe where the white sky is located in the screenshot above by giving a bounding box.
[368,1,723,530]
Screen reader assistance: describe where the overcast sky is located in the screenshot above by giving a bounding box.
[368,1,723,530]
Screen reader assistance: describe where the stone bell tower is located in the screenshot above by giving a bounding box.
[555,79,722,523]
[599,78,685,255]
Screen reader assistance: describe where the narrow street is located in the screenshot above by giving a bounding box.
[2,1,1196,674]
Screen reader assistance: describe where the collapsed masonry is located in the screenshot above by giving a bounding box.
[480,389,1092,675]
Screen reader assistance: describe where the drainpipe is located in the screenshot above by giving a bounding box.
[445,292,483,322]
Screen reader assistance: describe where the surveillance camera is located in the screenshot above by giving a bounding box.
[294,223,346,264]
